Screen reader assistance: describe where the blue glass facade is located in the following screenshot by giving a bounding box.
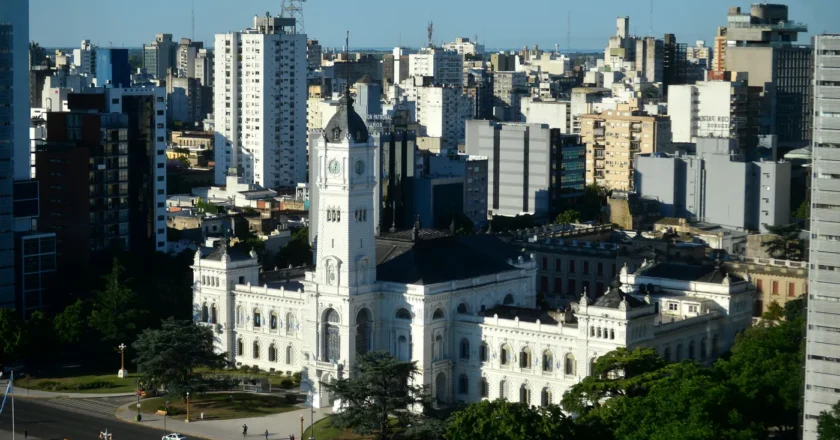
[96,49,130,88]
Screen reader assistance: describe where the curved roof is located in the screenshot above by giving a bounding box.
[323,94,369,145]
[593,278,648,309]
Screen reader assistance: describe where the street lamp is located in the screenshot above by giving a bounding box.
[185,391,191,423]
[135,378,142,421]
[164,400,170,435]
[136,403,142,422]
[118,343,128,378]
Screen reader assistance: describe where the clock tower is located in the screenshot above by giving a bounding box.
[314,90,377,295]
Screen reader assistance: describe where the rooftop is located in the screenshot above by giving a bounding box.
[641,262,744,284]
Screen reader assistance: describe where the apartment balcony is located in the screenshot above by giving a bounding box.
[593,127,605,139]
[595,160,605,169]
[630,142,642,152]
[630,123,642,132]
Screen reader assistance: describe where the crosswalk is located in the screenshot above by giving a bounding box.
[36,396,134,418]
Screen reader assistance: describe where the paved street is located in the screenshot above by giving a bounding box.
[0,397,164,440]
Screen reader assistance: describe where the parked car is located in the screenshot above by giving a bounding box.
[162,434,187,440]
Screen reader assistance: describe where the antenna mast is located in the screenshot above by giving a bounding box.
[345,31,350,96]
[649,0,654,36]
[281,0,307,34]
[191,0,195,41]
[566,12,571,52]
[427,21,434,48]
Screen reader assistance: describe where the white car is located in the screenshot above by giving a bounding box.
[162,434,187,440]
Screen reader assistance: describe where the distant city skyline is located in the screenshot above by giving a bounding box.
[30,0,834,51]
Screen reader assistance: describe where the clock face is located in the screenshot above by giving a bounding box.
[328,159,341,176]
[355,160,365,175]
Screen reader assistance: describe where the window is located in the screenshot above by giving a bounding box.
[252,341,260,359]
[583,261,589,275]
[542,257,548,269]
[772,281,779,296]
[460,338,470,360]
[520,347,532,368]
[268,344,276,362]
[569,261,576,273]
[520,384,531,404]
[269,311,278,330]
[480,378,489,398]
[253,309,261,327]
[286,345,293,364]
[458,374,469,395]
[540,276,548,292]
[503,294,514,305]
[432,308,445,320]
[688,341,695,360]
[789,283,796,297]
[457,303,469,314]
[499,380,506,399]
[541,387,552,406]
[756,279,763,292]
[479,342,489,362]
[663,347,671,362]
[323,309,341,362]
[500,344,511,366]
[700,337,708,360]
[668,302,678,311]
[237,339,244,356]
[688,305,698,313]
[396,308,412,320]
[542,349,554,372]
[554,278,562,293]
[568,279,576,295]
[597,262,604,276]
[676,344,683,361]
[564,353,576,376]
[555,258,562,271]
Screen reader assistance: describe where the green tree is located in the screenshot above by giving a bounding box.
[53,298,88,345]
[195,197,220,214]
[715,297,805,438]
[26,310,54,363]
[561,347,666,419]
[554,209,581,225]
[133,318,230,395]
[322,351,439,440]
[793,199,810,220]
[609,363,759,440]
[819,401,840,440]
[0,309,26,364]
[278,228,312,268]
[88,258,143,343]
[445,400,594,440]
[761,223,805,261]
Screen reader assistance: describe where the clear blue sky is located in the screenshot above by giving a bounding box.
[30,0,836,50]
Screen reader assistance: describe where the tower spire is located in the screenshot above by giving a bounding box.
[345,30,350,98]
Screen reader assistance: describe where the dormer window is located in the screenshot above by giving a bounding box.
[332,126,342,141]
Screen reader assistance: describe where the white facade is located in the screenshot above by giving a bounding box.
[521,97,571,133]
[213,15,307,188]
[442,37,485,56]
[195,48,214,87]
[72,40,95,76]
[668,81,738,143]
[409,48,463,86]
[415,86,473,149]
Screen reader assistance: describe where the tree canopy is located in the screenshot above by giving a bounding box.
[445,400,595,440]
[819,401,840,440]
[0,309,26,364]
[761,223,805,261]
[88,258,145,344]
[554,209,581,225]
[322,351,441,440]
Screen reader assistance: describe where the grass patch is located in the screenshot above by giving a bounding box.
[141,392,299,420]
[27,373,140,394]
[302,417,406,440]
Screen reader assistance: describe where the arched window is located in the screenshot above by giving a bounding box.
[520,347,532,369]
[286,345,293,364]
[499,380,507,400]
[356,309,372,355]
[503,294,514,305]
[201,303,209,323]
[590,358,597,376]
[500,344,511,366]
[396,308,412,320]
[252,341,260,359]
[397,336,409,361]
[541,387,552,406]
[479,342,489,362]
[237,338,244,356]
[270,311,278,330]
[542,349,554,372]
[590,326,595,337]
[459,338,470,360]
[597,327,602,338]
[458,374,469,395]
[711,334,719,357]
[564,353,576,376]
[610,329,615,340]
[663,347,671,362]
[322,309,340,362]
[688,340,696,360]
[268,344,276,362]
[676,344,683,362]
[210,304,218,324]
[286,312,297,332]
[457,303,469,314]
[700,337,708,360]
[520,384,530,404]
[236,306,243,326]
[253,308,262,328]
[433,308,445,320]
[434,335,444,360]
[480,378,489,398]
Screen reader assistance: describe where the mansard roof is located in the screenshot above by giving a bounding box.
[374,234,525,286]
[641,262,744,284]
[198,241,255,262]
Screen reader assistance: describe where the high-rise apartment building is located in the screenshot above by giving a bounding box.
[662,34,687,93]
[95,48,130,88]
[213,13,307,188]
[415,83,473,149]
[581,106,672,191]
[143,33,177,79]
[0,0,30,309]
[72,40,96,76]
[442,37,485,56]
[493,71,527,122]
[194,48,214,87]
[635,37,664,83]
[490,53,517,72]
[176,38,204,78]
[306,39,321,70]
[803,34,840,440]
[722,3,812,149]
[408,47,463,86]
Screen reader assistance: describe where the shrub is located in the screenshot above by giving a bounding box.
[292,371,302,385]
[77,381,114,390]
[284,393,298,404]
[158,405,184,416]
[280,379,294,389]
[35,380,61,391]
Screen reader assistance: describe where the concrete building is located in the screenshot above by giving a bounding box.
[724,257,807,316]
[306,39,322,70]
[465,121,586,218]
[383,47,410,87]
[409,47,463,86]
[443,37,485,56]
[522,97,571,133]
[635,37,664,83]
[415,83,473,150]
[491,53,517,72]
[354,78,382,122]
[194,48,214,87]
[177,38,204,78]
[426,153,489,229]
[634,138,791,233]
[667,74,761,151]
[722,3,812,150]
[493,71,527,122]
[143,33,177,79]
[374,121,419,234]
[72,40,96,76]
[662,34,688,94]
[167,72,210,124]
[571,87,613,133]
[213,13,307,188]
[581,106,672,191]
[803,34,840,440]
[95,48,130,88]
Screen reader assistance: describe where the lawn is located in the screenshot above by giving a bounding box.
[197,367,299,388]
[141,392,299,420]
[302,417,406,440]
[25,373,140,394]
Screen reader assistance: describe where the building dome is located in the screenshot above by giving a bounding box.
[323,94,369,144]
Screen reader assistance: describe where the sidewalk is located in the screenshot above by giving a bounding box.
[0,379,134,399]
[115,401,332,440]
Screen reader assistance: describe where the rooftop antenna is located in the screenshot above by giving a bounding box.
[345,30,350,97]
[281,0,307,34]
[427,21,434,48]
[649,0,653,36]
[191,0,195,41]
[566,12,571,52]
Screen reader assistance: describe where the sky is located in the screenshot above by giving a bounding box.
[30,0,837,51]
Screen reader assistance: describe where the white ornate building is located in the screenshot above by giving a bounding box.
[191,92,755,409]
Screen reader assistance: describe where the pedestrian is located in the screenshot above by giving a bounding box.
[242,424,248,438]
[264,429,268,440]
[23,429,27,440]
